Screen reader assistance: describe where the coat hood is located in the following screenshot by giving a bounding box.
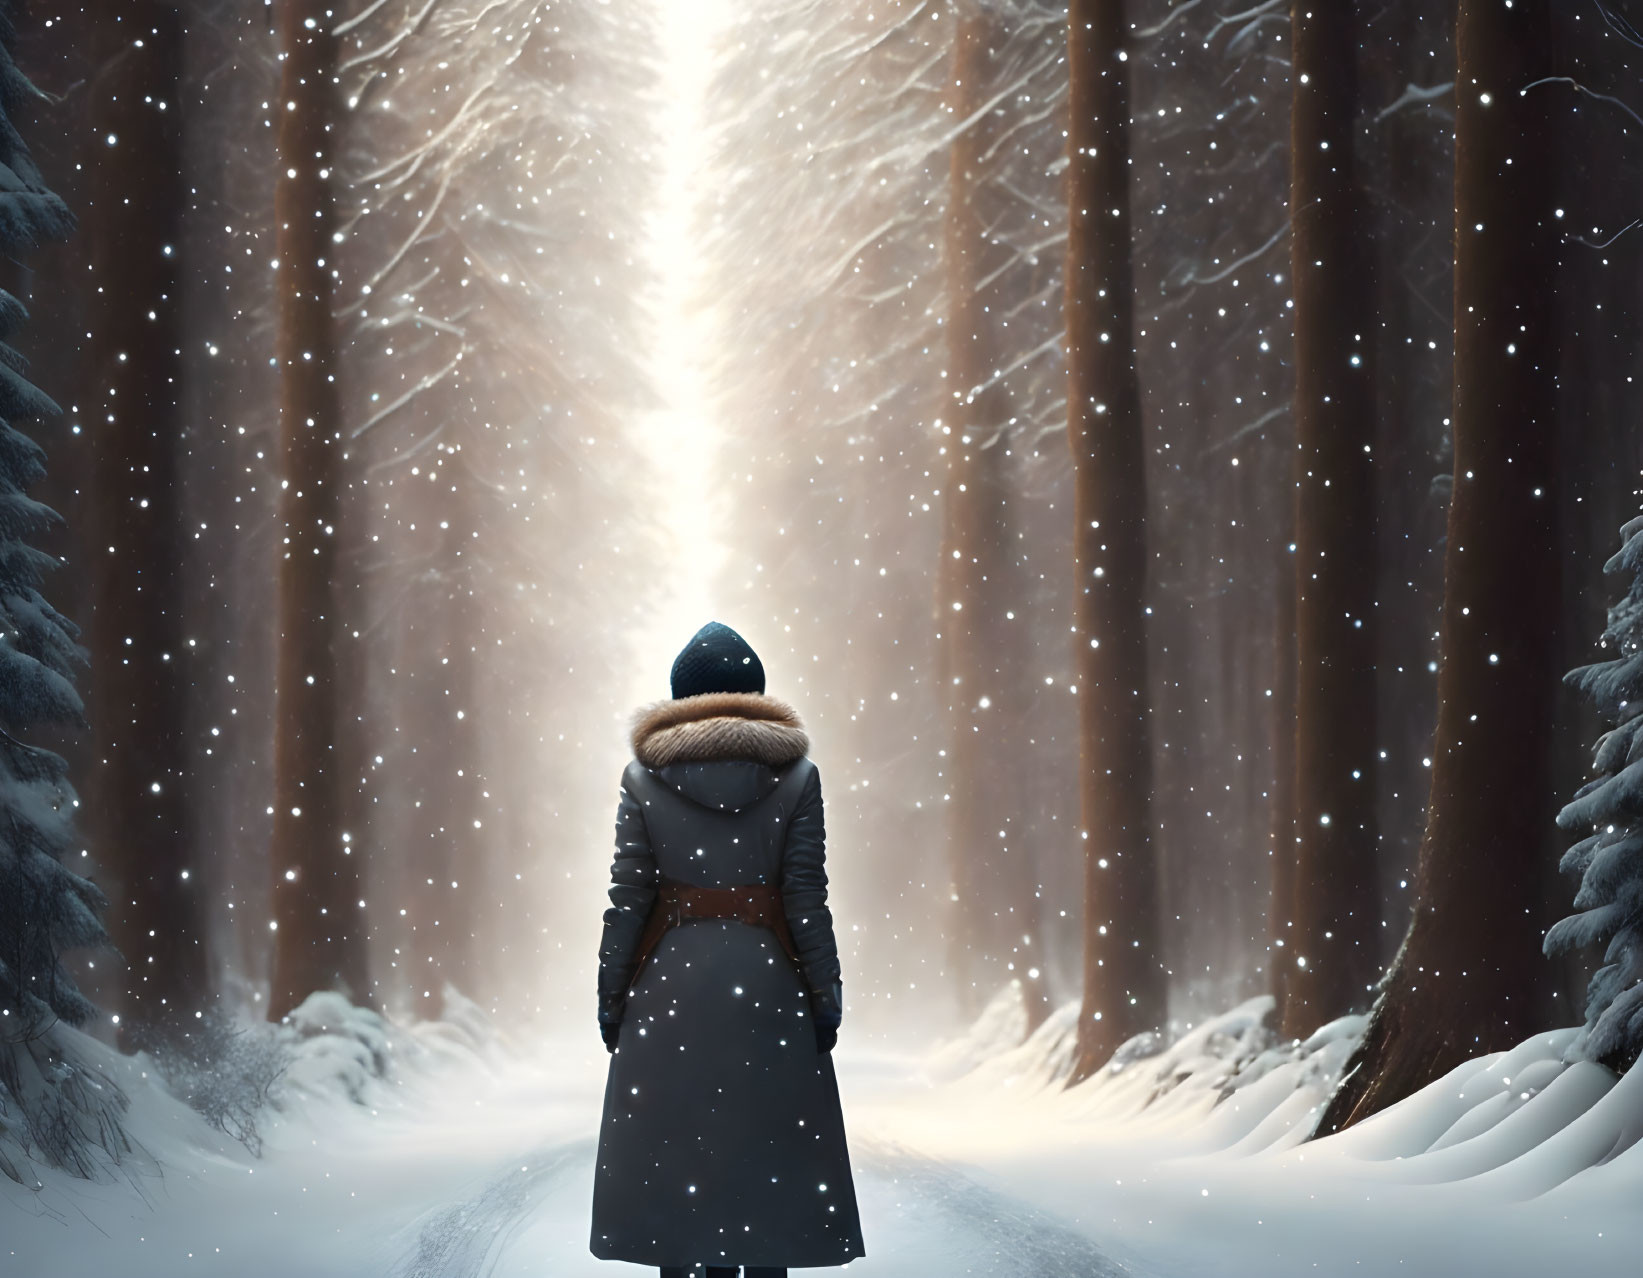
[629,691,809,812]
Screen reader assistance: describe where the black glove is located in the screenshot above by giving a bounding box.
[809,979,842,1054]
[598,989,626,1054]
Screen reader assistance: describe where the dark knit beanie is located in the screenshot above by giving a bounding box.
[670,621,765,699]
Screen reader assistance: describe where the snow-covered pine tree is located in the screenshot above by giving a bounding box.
[0,0,112,1041]
[1546,512,1643,1071]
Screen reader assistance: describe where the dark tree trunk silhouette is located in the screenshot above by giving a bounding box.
[84,0,211,1041]
[1362,0,1455,955]
[1063,0,1163,1083]
[267,0,369,1021]
[939,9,1042,1028]
[1268,529,1298,1020]
[1316,0,1562,1133]
[1279,0,1381,1040]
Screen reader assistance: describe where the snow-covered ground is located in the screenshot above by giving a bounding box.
[3,989,1639,1277]
[894,993,1642,1277]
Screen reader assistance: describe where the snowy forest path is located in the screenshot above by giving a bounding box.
[386,1136,593,1278]
[382,1127,1144,1278]
[376,1123,1143,1278]
[850,1133,1145,1277]
[369,1040,1149,1278]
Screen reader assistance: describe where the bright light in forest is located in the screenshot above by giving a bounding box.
[624,0,734,700]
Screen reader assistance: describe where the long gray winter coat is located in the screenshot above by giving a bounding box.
[589,691,866,1269]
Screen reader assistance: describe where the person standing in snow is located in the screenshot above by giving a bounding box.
[590,621,867,1274]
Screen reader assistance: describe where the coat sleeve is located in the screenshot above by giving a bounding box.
[780,762,843,995]
[596,765,658,1025]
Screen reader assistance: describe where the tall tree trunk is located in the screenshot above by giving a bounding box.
[940,10,1041,1026]
[1267,527,1298,1019]
[1363,0,1455,955]
[267,0,369,1021]
[85,0,211,1042]
[333,469,382,1012]
[1063,0,1163,1084]
[1316,0,1561,1133]
[1279,0,1381,1040]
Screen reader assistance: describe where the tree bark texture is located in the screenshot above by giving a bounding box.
[1063,0,1164,1084]
[939,10,1042,1027]
[1316,0,1562,1133]
[267,0,369,1021]
[85,0,211,1039]
[1360,0,1454,947]
[1280,0,1381,1040]
[332,460,381,1012]
[1268,529,1298,1022]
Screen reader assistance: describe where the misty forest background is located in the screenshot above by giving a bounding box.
[3,0,1643,1152]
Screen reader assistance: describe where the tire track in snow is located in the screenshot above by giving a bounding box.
[389,1137,593,1278]
[854,1134,1144,1277]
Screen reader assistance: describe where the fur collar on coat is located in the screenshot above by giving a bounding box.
[629,691,809,769]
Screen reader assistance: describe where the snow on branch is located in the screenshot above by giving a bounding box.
[1374,81,1456,123]
[1203,404,1289,457]
[1596,1,1643,50]
[1568,217,1643,251]
[1138,0,1209,42]
[1206,0,1286,55]
[1174,219,1289,291]
[1522,75,1643,132]
[1548,513,1643,1070]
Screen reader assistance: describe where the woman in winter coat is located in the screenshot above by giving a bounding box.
[590,621,867,1275]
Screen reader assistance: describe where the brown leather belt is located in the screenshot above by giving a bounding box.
[627,875,800,994]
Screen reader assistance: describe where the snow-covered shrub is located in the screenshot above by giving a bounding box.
[1218,1008,1366,1104]
[274,990,395,1107]
[1066,999,1363,1114]
[1126,999,1280,1105]
[268,986,507,1111]
[127,1008,291,1158]
[1546,513,1643,1071]
[0,1029,131,1186]
[932,992,1366,1156]
[1106,1029,1171,1075]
